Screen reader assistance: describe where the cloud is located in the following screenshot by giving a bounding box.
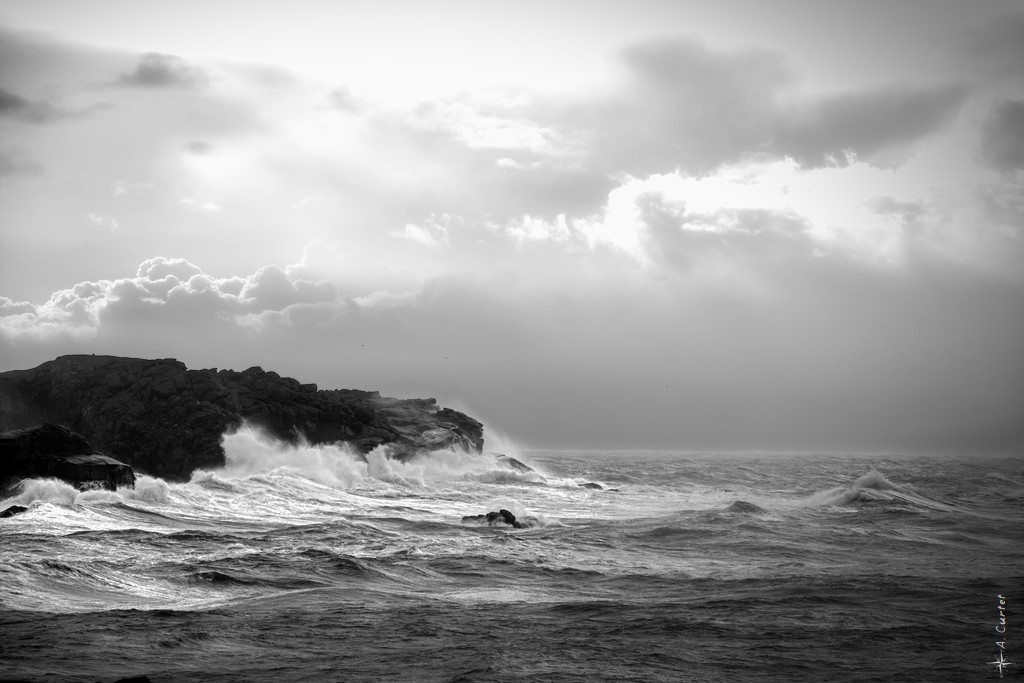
[568,161,906,267]
[583,38,792,174]
[0,256,349,341]
[0,296,35,317]
[392,216,452,248]
[979,98,1024,172]
[117,52,209,88]
[0,85,93,124]
[85,213,119,231]
[239,265,338,311]
[113,180,155,196]
[496,214,574,245]
[540,37,969,177]
[963,12,1024,83]
[773,84,968,167]
[0,21,1020,452]
[0,87,37,118]
[632,191,816,278]
[865,196,929,234]
[179,196,223,212]
[2,229,1021,453]
[288,240,419,298]
[326,87,359,112]
[183,140,215,155]
[0,150,44,179]
[137,256,203,282]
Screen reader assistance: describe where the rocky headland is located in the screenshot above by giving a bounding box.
[0,355,484,481]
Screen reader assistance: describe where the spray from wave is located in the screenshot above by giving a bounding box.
[1,475,171,509]
[188,423,547,491]
[1,424,549,518]
[191,425,370,489]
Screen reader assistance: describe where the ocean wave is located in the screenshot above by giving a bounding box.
[806,468,959,511]
[1,474,173,511]
[191,424,553,493]
[126,475,172,503]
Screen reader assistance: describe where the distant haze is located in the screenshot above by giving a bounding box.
[1,0,1022,452]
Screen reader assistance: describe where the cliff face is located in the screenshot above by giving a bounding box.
[0,355,484,481]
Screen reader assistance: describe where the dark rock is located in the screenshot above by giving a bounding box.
[0,423,135,491]
[462,508,524,529]
[0,355,485,481]
[1,504,28,518]
[726,500,767,514]
[580,482,603,490]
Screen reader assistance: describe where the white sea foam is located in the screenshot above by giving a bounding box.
[1,474,176,510]
[211,424,370,489]
[1,478,123,507]
[122,475,172,504]
[196,423,547,491]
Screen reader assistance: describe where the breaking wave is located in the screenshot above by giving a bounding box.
[1,475,171,509]
[806,468,958,511]
[187,424,548,491]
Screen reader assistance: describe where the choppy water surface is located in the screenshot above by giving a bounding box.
[2,428,1022,682]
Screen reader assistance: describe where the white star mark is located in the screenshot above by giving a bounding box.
[990,652,1013,677]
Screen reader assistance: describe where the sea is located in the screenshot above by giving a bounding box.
[1,426,1022,682]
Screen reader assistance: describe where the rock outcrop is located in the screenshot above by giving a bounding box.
[1,504,29,518]
[1,423,136,491]
[0,355,484,481]
[461,509,525,528]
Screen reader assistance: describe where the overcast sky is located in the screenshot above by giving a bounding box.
[1,0,1022,453]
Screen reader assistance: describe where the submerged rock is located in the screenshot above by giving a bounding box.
[493,453,535,474]
[0,355,485,481]
[579,481,619,492]
[0,423,135,491]
[726,500,767,515]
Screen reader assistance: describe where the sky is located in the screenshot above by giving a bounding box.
[1,0,1022,453]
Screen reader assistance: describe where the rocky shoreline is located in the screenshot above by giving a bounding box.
[1,423,135,502]
[0,355,485,481]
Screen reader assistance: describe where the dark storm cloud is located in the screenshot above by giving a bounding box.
[773,84,968,167]
[587,38,793,175]
[117,52,209,88]
[979,98,1024,172]
[563,37,969,175]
